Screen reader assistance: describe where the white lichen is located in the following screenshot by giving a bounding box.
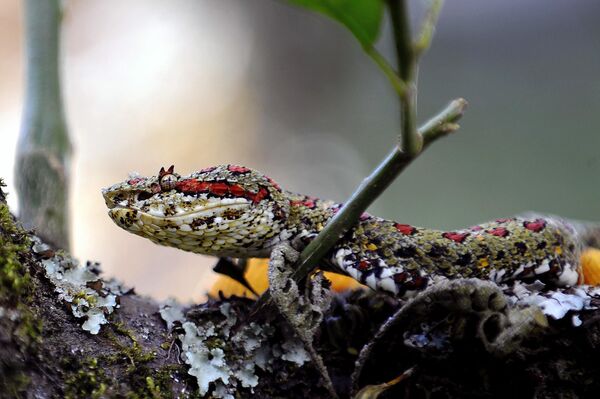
[34,236,123,335]
[176,300,311,398]
[181,322,231,395]
[280,339,311,366]
[159,298,185,330]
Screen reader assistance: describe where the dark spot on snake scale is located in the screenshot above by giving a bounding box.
[395,245,417,258]
[428,244,448,258]
[514,241,528,255]
[456,252,473,266]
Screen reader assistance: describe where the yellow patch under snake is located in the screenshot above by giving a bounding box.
[581,248,600,285]
[208,258,366,298]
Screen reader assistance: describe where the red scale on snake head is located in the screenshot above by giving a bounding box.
[442,231,470,243]
[229,184,247,197]
[209,182,229,196]
[359,212,372,221]
[127,177,145,185]
[251,188,269,204]
[175,179,209,193]
[488,227,509,237]
[265,176,281,191]
[303,199,316,209]
[524,219,546,232]
[227,165,251,174]
[395,223,416,235]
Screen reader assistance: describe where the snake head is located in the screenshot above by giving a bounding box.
[102,164,292,257]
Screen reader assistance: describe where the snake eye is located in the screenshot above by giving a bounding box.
[160,174,178,191]
[135,191,154,202]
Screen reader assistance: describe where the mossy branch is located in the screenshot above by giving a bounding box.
[15,0,72,250]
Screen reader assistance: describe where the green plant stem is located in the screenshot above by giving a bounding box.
[388,0,420,156]
[365,46,407,96]
[16,0,71,249]
[254,98,467,312]
[388,0,413,82]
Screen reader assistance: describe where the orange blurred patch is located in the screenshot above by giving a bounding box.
[581,248,600,286]
[208,258,366,298]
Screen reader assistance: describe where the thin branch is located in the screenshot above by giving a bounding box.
[253,99,467,313]
[422,98,467,147]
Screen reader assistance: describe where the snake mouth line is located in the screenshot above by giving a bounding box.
[109,202,250,221]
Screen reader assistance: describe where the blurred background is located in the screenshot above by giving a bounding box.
[1,0,599,302]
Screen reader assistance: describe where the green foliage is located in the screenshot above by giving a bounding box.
[286,0,384,48]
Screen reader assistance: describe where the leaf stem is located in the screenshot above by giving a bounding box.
[365,46,407,96]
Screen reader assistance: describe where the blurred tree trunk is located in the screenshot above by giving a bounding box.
[15,0,72,250]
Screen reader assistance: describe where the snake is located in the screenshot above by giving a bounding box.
[102,164,598,298]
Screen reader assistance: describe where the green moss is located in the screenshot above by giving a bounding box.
[160,341,171,351]
[99,323,185,398]
[0,199,33,307]
[62,353,189,399]
[63,357,109,399]
[122,369,170,399]
[108,322,157,372]
[73,290,99,308]
[0,183,41,396]
[1,369,31,398]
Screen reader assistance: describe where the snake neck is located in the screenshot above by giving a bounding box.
[284,192,339,241]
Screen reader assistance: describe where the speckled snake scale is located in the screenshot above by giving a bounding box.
[103,164,597,298]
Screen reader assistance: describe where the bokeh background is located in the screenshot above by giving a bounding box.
[1,0,599,302]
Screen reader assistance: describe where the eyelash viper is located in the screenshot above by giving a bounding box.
[102,164,599,297]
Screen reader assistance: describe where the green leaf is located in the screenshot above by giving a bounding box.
[287,0,384,48]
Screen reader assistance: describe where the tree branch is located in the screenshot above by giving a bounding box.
[15,0,72,250]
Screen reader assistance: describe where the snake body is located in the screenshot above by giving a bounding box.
[103,165,590,297]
